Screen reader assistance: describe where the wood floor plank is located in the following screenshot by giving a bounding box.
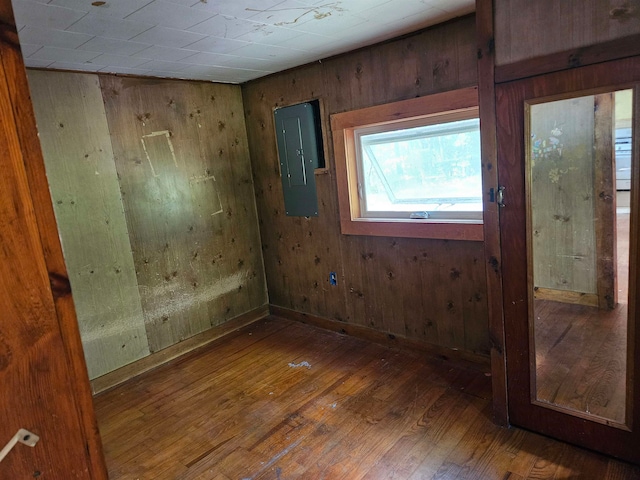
[94,316,640,479]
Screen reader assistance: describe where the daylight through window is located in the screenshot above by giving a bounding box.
[356,111,482,220]
[331,86,484,241]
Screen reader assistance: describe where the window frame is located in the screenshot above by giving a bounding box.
[330,86,484,241]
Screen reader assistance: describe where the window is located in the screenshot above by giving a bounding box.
[331,87,483,240]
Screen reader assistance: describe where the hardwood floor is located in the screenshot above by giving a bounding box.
[94,316,639,479]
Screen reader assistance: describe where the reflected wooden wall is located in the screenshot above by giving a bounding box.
[242,16,490,357]
[29,71,267,379]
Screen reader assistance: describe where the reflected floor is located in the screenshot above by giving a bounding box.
[534,298,627,423]
[534,211,629,424]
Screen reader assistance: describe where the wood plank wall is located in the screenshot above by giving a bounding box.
[28,71,267,379]
[242,15,491,357]
[494,0,640,66]
[529,95,598,297]
[28,71,150,379]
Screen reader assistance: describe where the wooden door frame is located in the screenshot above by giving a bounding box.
[0,1,108,477]
[476,0,640,430]
[496,57,640,463]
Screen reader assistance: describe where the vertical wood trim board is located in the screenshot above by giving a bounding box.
[0,1,108,476]
[593,93,617,309]
[476,0,509,425]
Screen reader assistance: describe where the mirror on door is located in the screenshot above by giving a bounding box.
[526,88,633,426]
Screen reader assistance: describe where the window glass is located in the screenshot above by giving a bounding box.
[356,114,482,220]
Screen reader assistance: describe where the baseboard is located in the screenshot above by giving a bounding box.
[269,305,490,369]
[91,305,270,395]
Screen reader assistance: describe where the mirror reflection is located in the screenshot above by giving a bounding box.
[528,89,633,425]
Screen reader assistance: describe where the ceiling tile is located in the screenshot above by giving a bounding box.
[66,13,153,40]
[135,59,195,73]
[47,61,103,71]
[130,25,206,48]
[49,0,155,18]
[124,0,216,30]
[12,0,87,30]
[12,0,475,84]
[185,36,251,55]
[181,51,274,70]
[186,0,284,19]
[30,45,100,63]
[432,0,475,14]
[18,25,93,50]
[133,45,198,62]
[188,15,263,39]
[88,53,151,68]
[177,51,229,66]
[289,11,367,36]
[246,0,332,27]
[267,31,335,51]
[357,0,439,23]
[234,23,307,46]
[228,42,305,60]
[160,0,199,7]
[78,37,151,56]
[98,66,153,76]
[24,58,54,68]
[19,43,42,57]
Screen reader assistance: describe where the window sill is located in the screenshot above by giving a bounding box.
[339,216,484,241]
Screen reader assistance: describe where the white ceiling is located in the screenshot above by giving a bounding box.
[13,0,475,84]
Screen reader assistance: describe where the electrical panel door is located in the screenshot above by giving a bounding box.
[274,102,322,217]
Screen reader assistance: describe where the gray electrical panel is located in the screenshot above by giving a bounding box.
[274,101,323,217]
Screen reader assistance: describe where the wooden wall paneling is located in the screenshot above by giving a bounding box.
[342,48,377,112]
[340,237,366,324]
[242,16,489,357]
[494,0,640,67]
[398,240,427,339]
[357,236,382,331]
[431,243,457,347]
[373,238,404,335]
[476,0,509,424]
[463,241,491,355]
[243,64,347,321]
[428,18,462,93]
[417,247,443,344]
[530,96,598,298]
[0,1,107,476]
[376,35,421,102]
[101,77,203,351]
[310,133,345,321]
[100,76,266,354]
[496,34,640,85]
[205,86,266,321]
[243,85,287,308]
[27,70,150,379]
[268,66,323,314]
